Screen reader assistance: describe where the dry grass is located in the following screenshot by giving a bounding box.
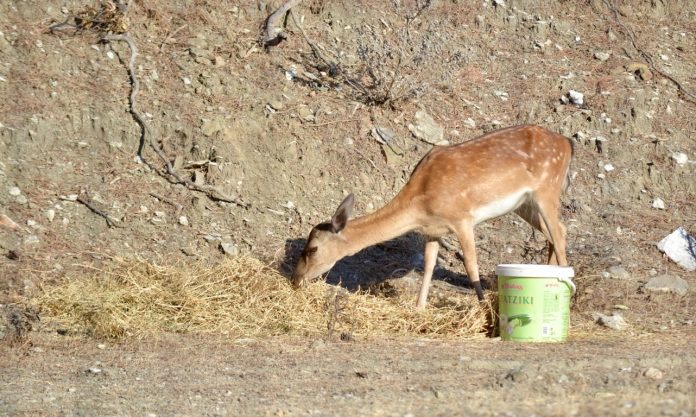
[34,256,493,340]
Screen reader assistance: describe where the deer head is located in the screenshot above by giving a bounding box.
[292,194,355,289]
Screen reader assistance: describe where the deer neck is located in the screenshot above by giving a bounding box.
[338,199,419,257]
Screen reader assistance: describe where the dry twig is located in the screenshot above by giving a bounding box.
[602,0,696,105]
[102,34,249,208]
[76,193,120,228]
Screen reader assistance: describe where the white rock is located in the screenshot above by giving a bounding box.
[644,367,663,380]
[26,219,39,228]
[463,118,476,128]
[281,201,295,210]
[603,163,615,172]
[657,227,696,271]
[568,90,584,105]
[106,50,115,60]
[220,241,239,256]
[183,76,192,85]
[593,312,628,330]
[46,209,55,223]
[178,216,189,226]
[24,235,40,245]
[672,152,688,165]
[652,198,665,210]
[8,186,21,196]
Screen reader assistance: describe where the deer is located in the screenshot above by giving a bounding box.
[292,125,574,309]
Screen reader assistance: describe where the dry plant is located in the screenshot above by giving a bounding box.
[34,256,493,340]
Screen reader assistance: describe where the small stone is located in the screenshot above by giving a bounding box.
[463,118,476,128]
[644,367,663,380]
[220,241,239,256]
[203,234,219,243]
[671,152,688,165]
[267,99,284,111]
[178,216,189,226]
[106,50,115,60]
[408,110,445,145]
[568,90,584,106]
[657,228,696,271]
[594,51,611,61]
[8,186,21,196]
[183,76,192,85]
[154,211,165,218]
[643,275,689,296]
[603,163,615,172]
[297,106,315,122]
[26,219,39,229]
[24,235,40,246]
[652,198,665,210]
[605,265,631,280]
[593,312,628,331]
[213,55,225,67]
[201,118,225,137]
[97,343,106,349]
[46,209,55,223]
[87,367,102,374]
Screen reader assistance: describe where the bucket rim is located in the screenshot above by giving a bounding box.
[496,263,575,278]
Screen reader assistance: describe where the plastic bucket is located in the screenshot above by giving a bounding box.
[496,264,575,342]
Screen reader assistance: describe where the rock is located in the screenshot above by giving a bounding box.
[220,241,239,257]
[24,235,40,246]
[603,163,615,172]
[593,312,628,331]
[46,209,55,223]
[644,367,663,380]
[267,99,284,111]
[568,90,584,106]
[671,152,688,165]
[463,118,476,129]
[297,105,315,122]
[86,367,102,375]
[201,118,225,136]
[8,186,21,196]
[657,228,696,271]
[408,111,445,145]
[625,62,653,81]
[643,275,688,296]
[604,265,631,280]
[652,198,665,210]
[594,51,611,61]
[178,216,189,226]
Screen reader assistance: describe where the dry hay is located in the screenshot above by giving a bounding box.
[34,256,493,340]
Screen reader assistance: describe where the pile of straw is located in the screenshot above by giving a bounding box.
[35,257,492,340]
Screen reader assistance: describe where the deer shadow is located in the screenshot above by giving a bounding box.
[279,232,489,292]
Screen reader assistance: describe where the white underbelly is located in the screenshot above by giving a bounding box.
[472,189,530,225]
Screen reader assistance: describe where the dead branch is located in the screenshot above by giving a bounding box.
[76,193,120,228]
[102,33,249,209]
[263,0,303,47]
[149,192,184,218]
[602,0,696,105]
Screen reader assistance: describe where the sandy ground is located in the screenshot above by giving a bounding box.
[2,331,695,417]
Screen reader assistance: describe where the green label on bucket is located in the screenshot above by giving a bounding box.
[498,276,571,342]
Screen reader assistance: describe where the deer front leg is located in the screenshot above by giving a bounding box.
[455,222,485,301]
[416,239,440,309]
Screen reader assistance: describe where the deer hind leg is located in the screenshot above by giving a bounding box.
[515,200,565,265]
[416,239,439,309]
[534,193,568,266]
[454,221,485,301]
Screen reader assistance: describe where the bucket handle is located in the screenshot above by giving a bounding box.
[558,276,576,294]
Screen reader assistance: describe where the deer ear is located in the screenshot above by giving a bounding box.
[331,193,354,233]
